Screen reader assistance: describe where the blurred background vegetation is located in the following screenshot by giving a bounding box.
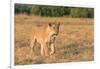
[15,4,94,18]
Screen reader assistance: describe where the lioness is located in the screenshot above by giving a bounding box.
[30,22,60,56]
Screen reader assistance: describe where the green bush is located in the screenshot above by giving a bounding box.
[15,4,94,18]
[87,8,94,18]
[30,6,40,15]
[70,8,87,18]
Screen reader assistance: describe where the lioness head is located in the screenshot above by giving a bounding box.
[48,22,60,37]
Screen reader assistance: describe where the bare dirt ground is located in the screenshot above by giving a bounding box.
[15,14,94,65]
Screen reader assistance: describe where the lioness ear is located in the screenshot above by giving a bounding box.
[48,23,52,27]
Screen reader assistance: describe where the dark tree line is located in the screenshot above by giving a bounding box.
[15,4,94,18]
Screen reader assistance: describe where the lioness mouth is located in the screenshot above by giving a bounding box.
[51,33,58,37]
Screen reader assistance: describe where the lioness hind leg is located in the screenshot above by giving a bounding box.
[30,39,36,57]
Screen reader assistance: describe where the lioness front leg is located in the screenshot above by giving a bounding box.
[50,43,55,55]
[41,43,49,56]
[41,44,44,56]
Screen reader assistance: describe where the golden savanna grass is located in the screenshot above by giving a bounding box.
[15,14,94,65]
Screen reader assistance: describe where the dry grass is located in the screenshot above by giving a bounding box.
[15,14,94,65]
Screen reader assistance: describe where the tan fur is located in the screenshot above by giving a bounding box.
[30,23,60,57]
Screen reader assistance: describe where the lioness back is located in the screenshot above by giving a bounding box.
[30,25,48,43]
